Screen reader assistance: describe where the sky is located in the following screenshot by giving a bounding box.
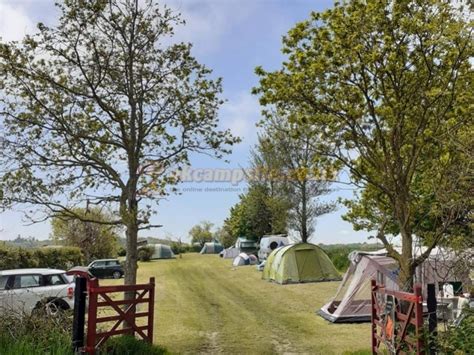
[0,0,370,244]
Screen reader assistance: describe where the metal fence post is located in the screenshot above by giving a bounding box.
[72,276,87,353]
[427,284,437,354]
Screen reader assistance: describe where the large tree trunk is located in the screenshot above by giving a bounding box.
[300,180,308,243]
[124,221,138,286]
[398,208,415,291]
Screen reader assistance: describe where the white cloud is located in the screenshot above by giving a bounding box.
[219,91,261,144]
[165,0,260,55]
[0,2,35,42]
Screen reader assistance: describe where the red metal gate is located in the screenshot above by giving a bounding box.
[85,277,155,354]
[371,279,424,354]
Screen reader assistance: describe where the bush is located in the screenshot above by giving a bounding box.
[169,241,190,255]
[102,335,169,355]
[0,309,72,355]
[0,311,168,355]
[438,308,474,354]
[0,243,83,270]
[138,246,154,262]
[117,247,127,257]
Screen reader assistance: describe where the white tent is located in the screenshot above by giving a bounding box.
[319,250,471,323]
[233,253,258,266]
[220,247,239,259]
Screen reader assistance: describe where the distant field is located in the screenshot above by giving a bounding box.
[105,253,371,354]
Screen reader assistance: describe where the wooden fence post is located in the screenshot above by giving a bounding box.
[414,284,424,355]
[371,279,377,355]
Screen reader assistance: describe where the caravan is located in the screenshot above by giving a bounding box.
[258,234,289,260]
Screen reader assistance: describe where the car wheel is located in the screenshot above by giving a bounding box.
[112,271,122,279]
[34,299,67,317]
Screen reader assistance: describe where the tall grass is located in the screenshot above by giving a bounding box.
[0,309,72,355]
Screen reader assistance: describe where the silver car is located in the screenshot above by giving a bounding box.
[0,268,75,315]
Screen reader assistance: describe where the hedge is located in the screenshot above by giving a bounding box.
[0,243,84,270]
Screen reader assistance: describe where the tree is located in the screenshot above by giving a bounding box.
[248,136,291,234]
[257,115,336,243]
[52,207,119,263]
[189,221,214,247]
[254,0,472,288]
[0,0,238,286]
[223,184,287,240]
[213,226,234,248]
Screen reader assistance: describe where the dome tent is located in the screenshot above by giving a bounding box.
[220,246,240,259]
[200,242,224,254]
[319,248,472,323]
[233,253,258,266]
[149,244,175,259]
[262,243,341,284]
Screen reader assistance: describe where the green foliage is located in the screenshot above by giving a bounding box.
[169,240,190,254]
[253,0,473,285]
[117,247,127,257]
[102,335,169,355]
[0,310,169,355]
[0,0,238,284]
[224,184,288,241]
[321,243,383,271]
[51,207,119,264]
[438,308,474,354]
[189,221,214,247]
[137,246,154,262]
[0,308,72,355]
[213,227,235,248]
[0,243,83,270]
[256,115,337,242]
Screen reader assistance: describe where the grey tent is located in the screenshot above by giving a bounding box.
[149,244,175,259]
[220,246,240,259]
[200,242,224,254]
[319,250,471,323]
[233,253,258,266]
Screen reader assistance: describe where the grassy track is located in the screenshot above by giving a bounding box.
[106,253,371,354]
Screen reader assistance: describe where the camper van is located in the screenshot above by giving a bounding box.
[258,234,289,260]
[235,237,259,256]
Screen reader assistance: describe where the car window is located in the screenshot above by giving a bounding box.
[13,275,41,289]
[0,276,9,290]
[92,261,106,267]
[106,260,119,266]
[43,274,66,286]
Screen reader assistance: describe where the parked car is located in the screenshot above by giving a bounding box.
[88,259,124,279]
[0,268,74,315]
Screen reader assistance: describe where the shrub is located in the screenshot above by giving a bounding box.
[169,241,190,255]
[0,243,83,270]
[438,308,474,354]
[117,247,127,257]
[102,335,169,355]
[138,246,154,262]
[0,309,72,355]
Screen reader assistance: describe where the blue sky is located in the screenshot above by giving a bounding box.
[0,0,369,244]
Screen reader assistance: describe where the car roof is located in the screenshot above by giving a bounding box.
[0,268,66,276]
[91,259,119,262]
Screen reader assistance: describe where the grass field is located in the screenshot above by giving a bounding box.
[105,253,371,354]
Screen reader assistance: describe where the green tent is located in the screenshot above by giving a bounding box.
[149,244,175,259]
[262,243,341,284]
[200,242,224,254]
